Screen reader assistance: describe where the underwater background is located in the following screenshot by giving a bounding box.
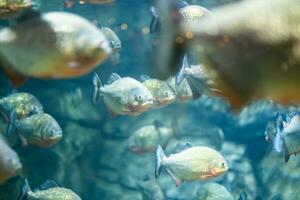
[0,0,300,200]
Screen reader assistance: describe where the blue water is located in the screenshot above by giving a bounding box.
[0,1,299,200]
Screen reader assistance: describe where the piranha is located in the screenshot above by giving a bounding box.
[0,0,39,19]
[19,179,81,200]
[93,73,154,116]
[64,0,115,8]
[155,145,228,186]
[0,12,111,86]
[150,0,214,80]
[184,0,300,108]
[0,135,22,184]
[0,92,43,122]
[137,177,165,200]
[267,112,300,162]
[7,113,63,148]
[128,120,179,153]
[176,54,215,98]
[196,182,234,200]
[168,77,193,102]
[96,23,121,65]
[141,75,176,108]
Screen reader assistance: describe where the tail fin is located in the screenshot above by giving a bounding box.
[92,73,102,104]
[19,178,31,200]
[175,54,189,86]
[150,6,161,34]
[155,145,166,178]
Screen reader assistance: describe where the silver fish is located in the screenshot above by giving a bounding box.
[155,145,228,186]
[128,120,178,153]
[0,135,22,184]
[20,179,81,200]
[8,113,63,147]
[0,92,43,122]
[93,73,154,116]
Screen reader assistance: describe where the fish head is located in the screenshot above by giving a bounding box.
[32,114,63,147]
[101,27,122,52]
[126,87,154,114]
[156,84,176,106]
[211,157,228,176]
[73,28,111,69]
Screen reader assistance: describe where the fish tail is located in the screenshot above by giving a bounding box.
[19,178,31,200]
[175,54,188,85]
[155,145,166,178]
[150,6,161,34]
[92,72,102,104]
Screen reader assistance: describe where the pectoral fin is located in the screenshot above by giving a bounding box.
[283,140,290,163]
[166,168,183,187]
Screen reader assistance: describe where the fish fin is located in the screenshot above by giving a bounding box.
[92,73,103,104]
[166,168,183,187]
[107,73,122,84]
[19,135,28,147]
[19,178,31,200]
[238,191,248,200]
[174,142,193,153]
[186,77,202,100]
[283,140,290,163]
[153,120,163,140]
[150,6,161,34]
[175,54,189,85]
[39,180,60,190]
[2,67,27,87]
[154,120,163,128]
[6,111,18,146]
[140,74,151,82]
[175,0,189,9]
[155,145,166,178]
[16,9,41,24]
[171,118,180,139]
[64,0,75,8]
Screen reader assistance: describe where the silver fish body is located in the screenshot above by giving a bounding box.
[15,113,63,147]
[0,12,111,80]
[26,187,81,200]
[0,92,43,121]
[93,73,154,116]
[0,135,22,184]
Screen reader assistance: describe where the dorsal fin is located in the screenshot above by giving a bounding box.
[140,75,151,82]
[16,9,41,24]
[107,73,121,84]
[174,142,193,153]
[39,180,60,190]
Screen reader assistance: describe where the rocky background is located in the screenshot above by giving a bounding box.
[1,0,300,200]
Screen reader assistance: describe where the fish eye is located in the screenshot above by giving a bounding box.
[164,91,169,97]
[221,162,226,168]
[136,95,143,101]
[48,129,55,137]
[110,41,115,46]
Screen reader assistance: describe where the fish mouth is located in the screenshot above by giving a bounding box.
[141,100,154,107]
[159,96,176,105]
[36,135,62,147]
